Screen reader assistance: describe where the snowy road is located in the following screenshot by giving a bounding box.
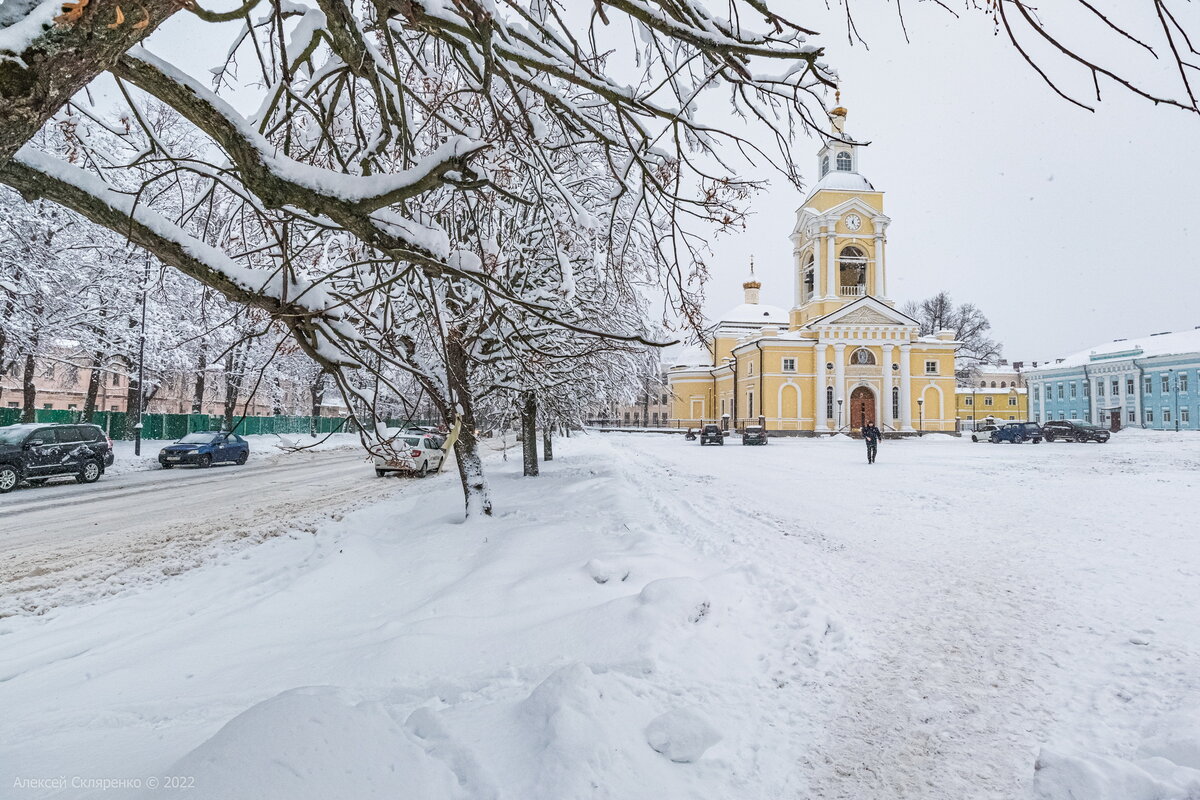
[0,448,401,615]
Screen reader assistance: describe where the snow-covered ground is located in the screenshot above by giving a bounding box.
[2,431,1198,799]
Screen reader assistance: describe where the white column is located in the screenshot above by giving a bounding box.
[812,233,823,300]
[1131,371,1141,427]
[882,343,895,427]
[899,343,913,430]
[825,229,838,299]
[874,228,887,298]
[833,342,846,429]
[792,249,802,308]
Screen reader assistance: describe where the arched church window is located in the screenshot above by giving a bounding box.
[820,155,830,177]
[1000,381,1007,388]
[802,253,815,302]
[826,386,834,419]
[891,387,900,420]
[836,151,852,171]
[839,246,867,294]
[990,381,997,388]
[851,348,876,365]
[980,381,986,388]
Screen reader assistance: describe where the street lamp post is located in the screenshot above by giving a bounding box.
[917,398,924,436]
[837,398,843,430]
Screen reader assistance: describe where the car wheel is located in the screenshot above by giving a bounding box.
[1044,434,1055,442]
[236,451,248,465]
[1013,434,1025,444]
[198,454,212,469]
[376,468,387,477]
[1033,438,1041,444]
[0,465,17,494]
[76,459,101,484]
[971,435,979,442]
[417,461,429,478]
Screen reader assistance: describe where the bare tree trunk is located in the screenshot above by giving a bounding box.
[222,348,239,432]
[21,353,36,422]
[123,370,141,438]
[543,425,553,461]
[309,369,326,436]
[521,391,539,476]
[446,327,491,516]
[83,351,103,420]
[191,347,207,414]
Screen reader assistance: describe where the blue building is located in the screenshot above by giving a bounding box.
[1027,329,1200,431]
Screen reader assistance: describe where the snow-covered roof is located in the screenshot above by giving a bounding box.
[667,344,714,369]
[1033,328,1200,371]
[807,170,875,195]
[717,302,789,326]
[955,387,1026,395]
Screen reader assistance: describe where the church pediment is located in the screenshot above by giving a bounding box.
[806,296,917,328]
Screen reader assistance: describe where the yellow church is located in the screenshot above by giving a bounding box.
[668,107,959,434]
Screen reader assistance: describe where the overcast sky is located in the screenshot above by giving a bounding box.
[698,4,1200,363]
[137,2,1199,364]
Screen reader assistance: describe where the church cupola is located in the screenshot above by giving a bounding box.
[742,257,762,304]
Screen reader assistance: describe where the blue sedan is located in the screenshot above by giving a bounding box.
[159,431,250,468]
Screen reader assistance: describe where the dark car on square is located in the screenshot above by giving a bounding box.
[159,431,250,468]
[989,421,1043,444]
[0,422,115,493]
[742,425,768,445]
[699,423,725,446]
[1041,419,1111,443]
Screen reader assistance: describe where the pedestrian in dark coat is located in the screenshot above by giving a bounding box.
[862,423,882,464]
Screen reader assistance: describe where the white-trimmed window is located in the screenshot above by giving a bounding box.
[1057,383,1064,400]
[1182,407,1191,424]
[1145,408,1154,423]
[747,361,753,376]
[826,386,834,419]
[1059,412,1066,420]
[891,387,900,420]
[1128,410,1135,422]
[925,360,938,375]
[1163,408,1171,424]
[1145,376,1153,394]
[1070,382,1077,399]
[1083,382,1089,397]
[1113,379,1120,395]
[1162,375,1170,393]
[836,151,852,171]
[1070,410,1078,419]
[984,396,994,407]
[1182,374,1190,392]
[1034,413,1041,423]
[1009,396,1018,406]
[820,155,830,177]
[964,396,974,406]
[782,357,797,372]
[1126,378,1134,395]
[1097,381,1105,396]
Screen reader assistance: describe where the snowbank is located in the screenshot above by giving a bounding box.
[107,433,360,475]
[0,436,831,799]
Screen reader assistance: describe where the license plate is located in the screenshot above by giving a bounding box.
[167,456,181,461]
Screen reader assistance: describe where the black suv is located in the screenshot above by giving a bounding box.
[0,423,115,493]
[742,425,768,445]
[1041,419,1111,443]
[699,423,725,445]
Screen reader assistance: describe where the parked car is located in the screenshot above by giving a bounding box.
[989,421,1043,444]
[699,423,724,446]
[970,423,999,443]
[0,422,115,493]
[1041,419,1111,443]
[158,431,250,468]
[374,430,445,477]
[742,426,768,445]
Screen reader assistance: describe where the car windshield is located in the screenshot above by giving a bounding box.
[404,437,421,447]
[0,427,35,445]
[178,433,218,444]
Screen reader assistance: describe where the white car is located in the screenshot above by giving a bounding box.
[373,430,446,477]
[970,423,999,443]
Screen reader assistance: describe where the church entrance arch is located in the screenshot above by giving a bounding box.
[849,386,875,429]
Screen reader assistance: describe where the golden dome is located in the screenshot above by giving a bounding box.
[831,106,848,117]
[742,279,762,289]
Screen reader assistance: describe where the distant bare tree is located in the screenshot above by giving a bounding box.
[902,291,1001,365]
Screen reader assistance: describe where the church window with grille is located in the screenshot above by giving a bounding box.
[826,387,834,419]
[836,151,852,171]
[820,155,830,177]
[891,387,900,419]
